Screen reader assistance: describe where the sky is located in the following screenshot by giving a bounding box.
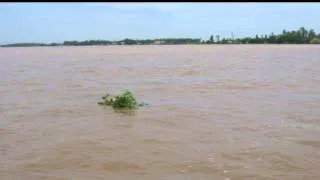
[1,3,320,44]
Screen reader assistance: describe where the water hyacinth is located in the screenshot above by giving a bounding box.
[98,89,147,109]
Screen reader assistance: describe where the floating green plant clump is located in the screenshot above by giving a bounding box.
[98,89,147,109]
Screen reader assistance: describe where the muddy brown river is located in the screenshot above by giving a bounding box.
[1,45,320,179]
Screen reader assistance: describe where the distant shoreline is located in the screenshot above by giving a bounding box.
[1,27,320,47]
[1,44,319,49]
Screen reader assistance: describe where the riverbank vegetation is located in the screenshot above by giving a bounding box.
[1,27,320,47]
[98,90,146,110]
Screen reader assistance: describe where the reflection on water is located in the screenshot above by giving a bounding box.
[1,45,320,180]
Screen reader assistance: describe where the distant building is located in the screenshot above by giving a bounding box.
[153,40,165,45]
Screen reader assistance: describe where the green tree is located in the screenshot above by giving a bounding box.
[209,35,214,44]
[308,29,316,41]
[299,27,308,43]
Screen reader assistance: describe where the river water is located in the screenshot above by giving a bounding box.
[1,45,320,179]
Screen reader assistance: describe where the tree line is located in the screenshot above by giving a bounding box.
[62,38,202,46]
[206,27,320,44]
[1,38,202,47]
[1,27,320,47]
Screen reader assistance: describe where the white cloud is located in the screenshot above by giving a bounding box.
[86,3,193,13]
[2,3,23,6]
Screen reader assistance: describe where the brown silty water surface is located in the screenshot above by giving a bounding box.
[1,45,320,179]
